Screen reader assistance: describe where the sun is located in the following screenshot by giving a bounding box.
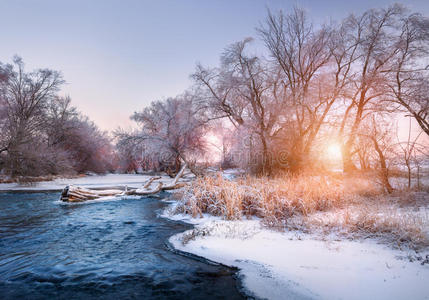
[326,143,342,161]
[203,132,222,162]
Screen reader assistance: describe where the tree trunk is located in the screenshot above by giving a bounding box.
[342,142,357,173]
[417,165,421,190]
[406,162,411,190]
[260,134,271,176]
[371,137,393,194]
[358,151,367,171]
[61,164,188,202]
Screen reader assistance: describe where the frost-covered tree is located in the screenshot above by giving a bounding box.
[387,11,429,136]
[0,57,114,177]
[0,57,64,176]
[116,93,208,176]
[193,39,284,175]
[258,7,334,170]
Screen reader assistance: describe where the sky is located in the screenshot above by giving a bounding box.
[0,0,428,133]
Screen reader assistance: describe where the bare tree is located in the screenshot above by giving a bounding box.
[193,38,284,175]
[258,7,334,170]
[0,57,114,177]
[0,56,64,176]
[354,134,374,171]
[387,12,429,136]
[0,71,9,158]
[45,96,79,147]
[362,116,395,193]
[116,93,208,176]
[333,5,410,172]
[395,117,427,189]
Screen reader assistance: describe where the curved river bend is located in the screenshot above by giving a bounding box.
[0,192,244,299]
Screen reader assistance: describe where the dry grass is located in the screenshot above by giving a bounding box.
[176,173,373,220]
[300,204,429,249]
[173,172,429,250]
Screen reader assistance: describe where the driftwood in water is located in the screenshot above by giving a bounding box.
[143,176,161,188]
[60,186,124,202]
[61,165,188,202]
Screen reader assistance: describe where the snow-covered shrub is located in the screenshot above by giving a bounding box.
[174,173,429,249]
[176,173,354,220]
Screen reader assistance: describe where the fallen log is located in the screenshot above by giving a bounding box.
[162,182,187,190]
[143,176,161,189]
[60,165,188,202]
[125,182,164,196]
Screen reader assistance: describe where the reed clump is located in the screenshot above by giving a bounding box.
[173,173,429,249]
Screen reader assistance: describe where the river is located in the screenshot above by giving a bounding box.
[0,192,245,299]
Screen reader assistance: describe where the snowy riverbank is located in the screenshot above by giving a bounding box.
[0,173,194,192]
[2,173,428,299]
[162,204,429,300]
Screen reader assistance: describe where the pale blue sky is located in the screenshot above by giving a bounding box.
[1,0,428,131]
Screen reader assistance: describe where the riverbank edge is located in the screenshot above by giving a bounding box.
[163,239,253,299]
[160,198,429,300]
[159,200,313,300]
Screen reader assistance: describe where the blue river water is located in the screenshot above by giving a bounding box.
[0,192,245,299]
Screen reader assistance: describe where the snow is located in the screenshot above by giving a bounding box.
[390,176,429,190]
[221,168,245,180]
[3,172,429,299]
[0,173,183,191]
[55,194,144,206]
[165,211,429,300]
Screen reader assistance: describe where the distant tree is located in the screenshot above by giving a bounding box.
[116,93,208,176]
[395,117,427,189]
[0,70,9,159]
[115,135,144,173]
[359,115,395,193]
[0,57,114,177]
[0,56,64,176]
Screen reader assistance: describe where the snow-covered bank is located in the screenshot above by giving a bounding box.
[164,210,429,300]
[0,173,191,192]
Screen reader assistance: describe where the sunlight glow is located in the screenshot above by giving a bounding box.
[326,143,342,161]
[203,132,222,163]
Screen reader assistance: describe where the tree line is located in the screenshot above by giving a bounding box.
[0,57,114,178]
[118,4,429,188]
[2,4,428,189]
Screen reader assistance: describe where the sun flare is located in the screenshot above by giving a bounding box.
[326,143,342,161]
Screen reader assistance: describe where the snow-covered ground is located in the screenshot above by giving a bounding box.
[0,174,153,191]
[3,172,429,299]
[0,173,194,191]
[163,206,429,300]
[390,175,429,190]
